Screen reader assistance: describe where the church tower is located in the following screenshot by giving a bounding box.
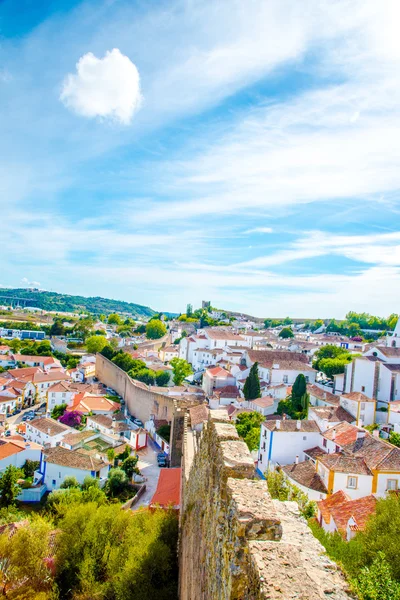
[387,316,400,348]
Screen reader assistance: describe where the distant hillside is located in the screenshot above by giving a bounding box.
[0,288,156,319]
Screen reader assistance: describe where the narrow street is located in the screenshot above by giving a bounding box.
[132,438,162,510]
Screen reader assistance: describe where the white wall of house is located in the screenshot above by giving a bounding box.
[375,472,400,496]
[339,396,375,426]
[47,390,74,411]
[25,424,71,448]
[284,473,327,502]
[0,446,42,473]
[0,398,17,414]
[44,462,109,490]
[258,425,321,472]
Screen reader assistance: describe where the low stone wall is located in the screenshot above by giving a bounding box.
[179,413,351,600]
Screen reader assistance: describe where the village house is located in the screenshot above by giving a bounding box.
[257,419,321,475]
[86,412,131,437]
[25,417,73,448]
[247,396,277,417]
[202,366,237,396]
[317,491,377,540]
[70,393,120,415]
[0,439,42,473]
[46,381,75,412]
[243,350,317,387]
[339,392,376,426]
[282,459,327,501]
[159,345,179,362]
[40,446,109,490]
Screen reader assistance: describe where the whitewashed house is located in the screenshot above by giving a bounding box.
[25,417,73,448]
[40,446,108,490]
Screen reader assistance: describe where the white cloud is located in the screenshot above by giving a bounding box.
[245,227,273,234]
[21,277,41,288]
[60,49,142,124]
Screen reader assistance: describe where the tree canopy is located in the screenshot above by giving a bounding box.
[243,362,261,400]
[146,319,167,340]
[85,334,109,354]
[235,412,264,451]
[170,358,192,385]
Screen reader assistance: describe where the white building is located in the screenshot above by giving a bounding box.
[244,350,316,387]
[257,419,321,474]
[46,381,75,412]
[247,396,277,416]
[0,440,42,473]
[40,446,109,490]
[25,417,73,448]
[339,392,376,426]
[202,366,237,396]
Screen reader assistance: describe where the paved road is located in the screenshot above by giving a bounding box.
[132,438,162,510]
[3,404,44,436]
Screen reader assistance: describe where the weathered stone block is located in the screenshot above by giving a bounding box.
[220,440,255,479]
[214,423,240,441]
[227,479,282,541]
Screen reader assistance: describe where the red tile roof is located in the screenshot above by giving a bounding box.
[342,392,375,403]
[322,422,361,446]
[150,468,181,509]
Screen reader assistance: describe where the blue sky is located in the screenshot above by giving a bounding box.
[1,0,400,318]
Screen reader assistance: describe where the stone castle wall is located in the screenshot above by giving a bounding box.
[95,354,186,466]
[179,412,351,600]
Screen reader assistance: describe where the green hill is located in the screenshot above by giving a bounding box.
[0,288,156,319]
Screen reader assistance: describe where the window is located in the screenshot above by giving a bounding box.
[361,386,365,393]
[387,479,398,491]
[335,445,340,453]
[283,375,288,384]
[303,436,307,441]
[323,438,327,448]
[347,476,358,489]
[259,454,263,462]
[52,479,56,485]
[361,403,365,410]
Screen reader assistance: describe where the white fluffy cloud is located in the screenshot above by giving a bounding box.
[60,49,142,124]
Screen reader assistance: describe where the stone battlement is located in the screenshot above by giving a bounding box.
[179,412,351,600]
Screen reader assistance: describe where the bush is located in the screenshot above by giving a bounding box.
[266,469,316,518]
[22,459,40,479]
[60,476,80,489]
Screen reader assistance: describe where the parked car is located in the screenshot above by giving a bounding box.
[157,455,167,467]
[133,419,144,427]
[5,430,11,437]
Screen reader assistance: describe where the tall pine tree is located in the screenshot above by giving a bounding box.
[243,362,261,400]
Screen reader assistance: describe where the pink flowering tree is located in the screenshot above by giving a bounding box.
[59,410,82,428]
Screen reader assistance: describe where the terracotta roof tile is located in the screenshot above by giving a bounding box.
[282,461,327,494]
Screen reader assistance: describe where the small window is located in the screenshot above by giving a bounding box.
[323,438,327,448]
[347,476,358,489]
[52,479,56,485]
[335,445,340,453]
[259,454,263,462]
[361,386,365,393]
[303,436,307,441]
[283,375,288,384]
[387,479,398,491]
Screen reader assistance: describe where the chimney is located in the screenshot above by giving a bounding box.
[47,428,51,435]
[112,416,116,429]
[357,419,363,428]
[295,455,299,464]
[276,420,281,430]
[332,429,336,441]
[296,420,301,430]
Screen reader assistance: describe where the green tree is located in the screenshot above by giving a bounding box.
[266,470,316,518]
[243,362,261,400]
[353,552,400,600]
[85,334,109,354]
[121,456,139,479]
[235,412,263,451]
[146,319,167,340]
[278,327,294,339]
[313,344,352,376]
[100,344,115,360]
[60,476,80,489]
[170,358,192,385]
[49,319,65,336]
[51,403,67,420]
[0,466,23,507]
[134,368,156,385]
[105,468,129,498]
[22,460,40,479]
[389,432,400,447]
[112,352,142,372]
[155,370,171,386]
[108,313,121,325]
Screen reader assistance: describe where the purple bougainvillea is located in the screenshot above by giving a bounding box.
[59,410,82,428]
